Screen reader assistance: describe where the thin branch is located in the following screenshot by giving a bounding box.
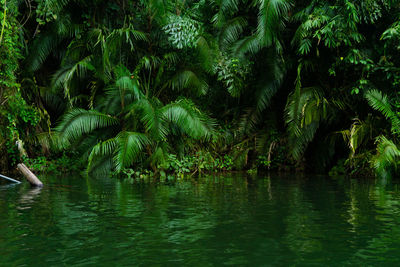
[18,0,32,28]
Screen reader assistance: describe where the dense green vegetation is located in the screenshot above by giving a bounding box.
[1,0,400,178]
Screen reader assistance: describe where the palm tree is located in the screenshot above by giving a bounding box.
[56,60,215,176]
[21,0,217,176]
[202,0,292,167]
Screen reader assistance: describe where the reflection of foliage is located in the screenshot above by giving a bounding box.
[5,172,400,265]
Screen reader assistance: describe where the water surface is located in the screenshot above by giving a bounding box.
[1,174,400,266]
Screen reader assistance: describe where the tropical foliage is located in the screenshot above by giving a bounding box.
[2,0,400,178]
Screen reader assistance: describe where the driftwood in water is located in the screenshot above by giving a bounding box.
[17,163,43,187]
[0,173,21,184]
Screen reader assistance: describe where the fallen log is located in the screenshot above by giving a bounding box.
[17,163,43,187]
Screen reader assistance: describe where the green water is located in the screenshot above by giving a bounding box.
[1,174,400,266]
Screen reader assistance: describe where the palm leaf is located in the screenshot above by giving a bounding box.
[87,137,117,174]
[56,108,119,145]
[114,131,150,172]
[51,56,94,103]
[168,70,208,96]
[231,35,262,57]
[371,136,400,178]
[290,121,319,160]
[131,98,168,140]
[162,99,216,139]
[211,0,240,27]
[26,33,62,72]
[218,17,247,49]
[26,14,82,72]
[196,36,215,71]
[256,0,292,46]
[285,82,328,160]
[365,89,400,135]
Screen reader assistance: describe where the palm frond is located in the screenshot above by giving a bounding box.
[107,26,148,53]
[116,76,142,101]
[42,0,70,14]
[365,89,400,135]
[56,108,119,145]
[365,89,394,118]
[238,108,261,136]
[148,0,172,23]
[211,0,240,27]
[238,51,285,134]
[87,155,114,177]
[238,80,280,135]
[87,137,117,174]
[196,36,215,71]
[162,99,216,139]
[148,143,170,169]
[290,121,319,160]
[114,131,151,172]
[25,33,61,72]
[256,0,292,46]
[285,83,327,160]
[168,70,209,96]
[371,136,400,178]
[255,58,285,112]
[96,85,125,115]
[340,117,375,156]
[218,16,247,50]
[257,83,278,112]
[131,98,168,140]
[52,56,94,102]
[25,14,82,72]
[231,35,262,57]
[36,131,64,152]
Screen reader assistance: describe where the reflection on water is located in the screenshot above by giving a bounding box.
[1,174,400,265]
[18,188,42,210]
